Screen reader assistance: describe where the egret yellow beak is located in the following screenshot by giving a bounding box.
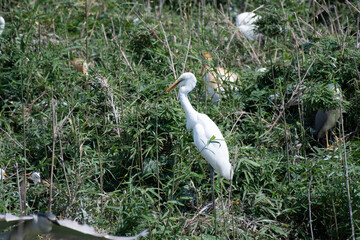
[166,78,183,93]
[3,173,7,177]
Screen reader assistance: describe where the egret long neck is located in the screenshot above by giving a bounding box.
[179,91,198,130]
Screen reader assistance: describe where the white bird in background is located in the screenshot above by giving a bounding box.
[0,168,7,181]
[0,17,5,36]
[29,172,41,185]
[166,72,233,206]
[72,58,89,75]
[0,213,149,240]
[235,12,261,41]
[201,53,239,102]
[315,83,342,149]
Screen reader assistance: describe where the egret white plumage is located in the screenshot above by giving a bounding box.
[314,83,341,148]
[0,168,7,181]
[0,213,149,240]
[166,72,233,207]
[202,53,238,102]
[235,12,261,41]
[29,172,41,185]
[0,17,5,36]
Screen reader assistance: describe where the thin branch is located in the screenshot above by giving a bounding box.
[49,89,57,213]
[182,35,192,74]
[111,17,134,74]
[345,0,360,14]
[308,175,314,240]
[339,86,355,240]
[265,59,316,135]
[160,22,176,79]
[0,128,24,149]
[15,162,24,214]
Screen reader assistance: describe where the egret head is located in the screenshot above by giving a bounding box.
[0,168,7,180]
[166,72,197,94]
[30,172,41,184]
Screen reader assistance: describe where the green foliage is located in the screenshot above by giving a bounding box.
[0,0,360,239]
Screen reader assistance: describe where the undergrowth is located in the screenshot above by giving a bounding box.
[0,0,360,239]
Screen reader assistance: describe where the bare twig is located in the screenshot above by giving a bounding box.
[294,12,306,41]
[314,0,340,45]
[97,75,121,136]
[0,128,24,149]
[265,59,316,135]
[345,0,360,14]
[229,111,247,135]
[160,22,177,79]
[101,23,108,46]
[339,85,355,240]
[308,175,314,240]
[57,103,79,133]
[182,36,192,74]
[49,89,57,213]
[111,17,134,74]
[58,134,71,199]
[15,162,24,214]
[297,16,323,37]
[341,17,349,55]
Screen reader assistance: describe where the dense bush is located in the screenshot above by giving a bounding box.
[0,0,359,239]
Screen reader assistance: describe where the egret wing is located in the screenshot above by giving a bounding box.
[193,114,231,179]
[315,110,328,134]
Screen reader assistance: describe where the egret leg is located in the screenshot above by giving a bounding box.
[326,130,329,149]
[209,164,217,236]
[210,165,215,209]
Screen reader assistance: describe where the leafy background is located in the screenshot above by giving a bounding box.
[0,0,360,239]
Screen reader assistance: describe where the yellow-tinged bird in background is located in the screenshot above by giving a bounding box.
[166,72,233,206]
[201,53,238,102]
[72,58,89,75]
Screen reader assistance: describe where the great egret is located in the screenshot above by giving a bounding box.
[235,12,261,41]
[0,213,149,240]
[201,53,238,102]
[0,17,5,36]
[0,168,6,181]
[315,83,341,148]
[166,72,233,207]
[29,172,41,185]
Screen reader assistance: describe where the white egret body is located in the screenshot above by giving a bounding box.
[0,17,5,36]
[0,168,7,181]
[202,54,238,102]
[166,72,233,180]
[235,12,261,41]
[29,172,41,184]
[315,83,341,148]
[0,213,149,240]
